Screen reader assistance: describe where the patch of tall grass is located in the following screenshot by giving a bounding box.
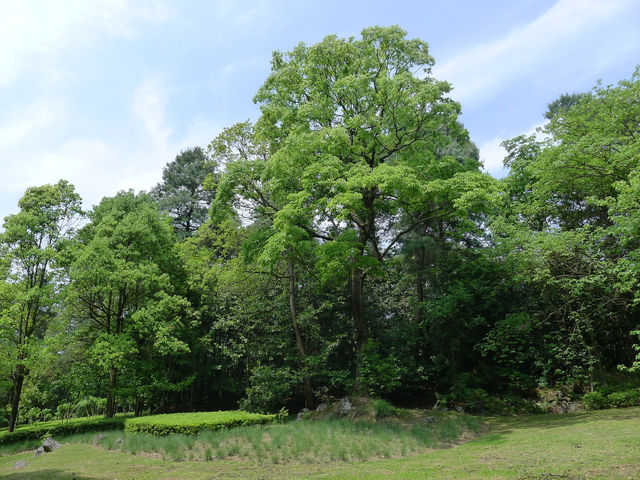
[67,414,479,464]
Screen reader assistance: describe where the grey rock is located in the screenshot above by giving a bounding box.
[316,403,327,412]
[34,446,45,457]
[12,459,28,469]
[338,397,353,415]
[296,408,310,421]
[93,433,106,445]
[455,406,465,414]
[566,401,583,413]
[423,416,435,425]
[42,437,61,452]
[115,437,123,445]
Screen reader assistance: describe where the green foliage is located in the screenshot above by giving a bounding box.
[494,67,640,391]
[0,416,126,445]
[372,399,397,418]
[151,147,218,238]
[0,179,82,430]
[69,191,193,415]
[1,33,639,427]
[583,388,640,411]
[240,366,299,413]
[360,340,403,396]
[479,313,542,392]
[123,411,277,436]
[582,391,607,411]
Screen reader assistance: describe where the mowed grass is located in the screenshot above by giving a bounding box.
[1,407,639,479]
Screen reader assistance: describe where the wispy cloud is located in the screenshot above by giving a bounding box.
[0,100,67,152]
[0,72,221,217]
[479,122,544,178]
[435,0,638,105]
[0,0,171,86]
[133,74,173,153]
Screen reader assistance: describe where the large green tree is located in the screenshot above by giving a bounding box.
[0,180,81,432]
[252,25,494,384]
[211,121,317,407]
[492,67,640,389]
[70,192,192,417]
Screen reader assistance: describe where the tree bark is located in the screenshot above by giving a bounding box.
[288,260,313,409]
[7,365,25,433]
[352,266,368,390]
[106,366,117,418]
[415,244,426,325]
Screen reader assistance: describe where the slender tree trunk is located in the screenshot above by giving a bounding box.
[415,245,426,325]
[8,365,25,433]
[106,366,117,418]
[352,266,368,390]
[288,260,313,409]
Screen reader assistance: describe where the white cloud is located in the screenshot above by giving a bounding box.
[0,0,171,86]
[479,122,544,178]
[133,74,173,154]
[435,0,638,105]
[0,100,66,152]
[215,0,282,30]
[0,72,221,219]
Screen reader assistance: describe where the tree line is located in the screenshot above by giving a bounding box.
[2,26,639,432]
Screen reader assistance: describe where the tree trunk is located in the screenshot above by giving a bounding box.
[415,244,426,325]
[289,260,313,409]
[106,366,117,418]
[352,266,368,390]
[7,365,25,433]
[135,396,142,416]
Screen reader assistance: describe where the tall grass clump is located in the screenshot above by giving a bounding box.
[83,412,479,464]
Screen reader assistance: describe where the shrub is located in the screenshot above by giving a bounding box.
[124,411,277,436]
[607,389,640,408]
[583,391,607,410]
[583,388,640,410]
[372,399,397,418]
[0,416,127,445]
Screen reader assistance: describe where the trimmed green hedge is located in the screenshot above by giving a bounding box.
[583,388,640,410]
[124,411,277,435]
[0,416,127,445]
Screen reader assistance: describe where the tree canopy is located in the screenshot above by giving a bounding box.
[1,29,639,428]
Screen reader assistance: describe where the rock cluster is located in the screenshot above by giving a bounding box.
[12,437,62,470]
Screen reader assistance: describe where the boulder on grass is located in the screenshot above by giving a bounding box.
[12,459,28,469]
[42,437,61,452]
[296,408,310,421]
[34,446,45,457]
[93,433,106,445]
[423,416,435,425]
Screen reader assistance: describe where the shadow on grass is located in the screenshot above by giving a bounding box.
[4,470,106,480]
[479,406,640,440]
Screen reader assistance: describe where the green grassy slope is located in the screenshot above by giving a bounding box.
[1,407,639,479]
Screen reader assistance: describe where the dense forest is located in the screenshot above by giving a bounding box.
[2,26,639,433]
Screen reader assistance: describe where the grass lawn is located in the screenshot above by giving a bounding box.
[1,407,639,479]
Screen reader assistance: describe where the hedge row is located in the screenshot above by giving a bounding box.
[124,411,277,435]
[583,388,640,410]
[0,416,127,445]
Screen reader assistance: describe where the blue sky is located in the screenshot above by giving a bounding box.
[1,0,639,222]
